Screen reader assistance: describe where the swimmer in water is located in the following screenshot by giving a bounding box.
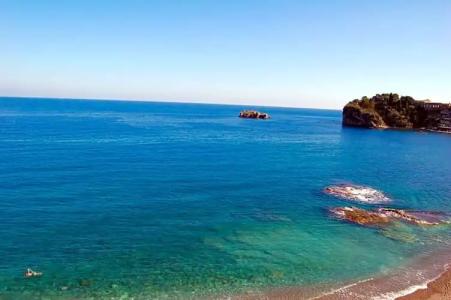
[24,268,42,278]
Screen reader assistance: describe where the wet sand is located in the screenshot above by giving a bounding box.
[229,249,451,300]
[230,268,451,300]
[396,267,451,300]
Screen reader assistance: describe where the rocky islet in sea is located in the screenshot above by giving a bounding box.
[239,110,271,119]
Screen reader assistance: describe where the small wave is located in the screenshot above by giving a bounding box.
[305,257,450,300]
[370,274,440,300]
[308,278,374,300]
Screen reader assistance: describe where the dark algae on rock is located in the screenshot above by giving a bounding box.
[342,93,451,132]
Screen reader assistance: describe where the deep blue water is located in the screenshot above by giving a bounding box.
[0,97,450,299]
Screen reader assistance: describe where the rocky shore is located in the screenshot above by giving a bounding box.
[342,93,451,132]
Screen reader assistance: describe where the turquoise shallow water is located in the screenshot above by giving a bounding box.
[0,97,450,299]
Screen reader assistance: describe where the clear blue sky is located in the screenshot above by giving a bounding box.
[1,0,450,108]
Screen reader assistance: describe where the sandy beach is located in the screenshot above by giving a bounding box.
[230,249,451,300]
[396,267,451,300]
[231,267,451,300]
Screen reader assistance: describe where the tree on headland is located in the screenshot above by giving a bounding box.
[342,93,445,130]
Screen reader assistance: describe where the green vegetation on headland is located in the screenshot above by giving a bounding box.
[342,93,451,132]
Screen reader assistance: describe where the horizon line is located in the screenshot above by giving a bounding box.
[0,95,342,111]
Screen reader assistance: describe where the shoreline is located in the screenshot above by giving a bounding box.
[354,125,451,135]
[229,246,451,300]
[424,129,451,135]
[396,267,451,300]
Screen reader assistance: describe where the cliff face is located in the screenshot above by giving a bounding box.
[342,105,387,128]
[342,93,449,131]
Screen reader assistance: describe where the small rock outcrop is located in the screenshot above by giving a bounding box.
[239,110,270,119]
[330,207,449,227]
[378,208,447,226]
[330,207,390,226]
[342,93,451,131]
[324,184,391,204]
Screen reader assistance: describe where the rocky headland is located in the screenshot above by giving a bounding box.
[342,93,451,132]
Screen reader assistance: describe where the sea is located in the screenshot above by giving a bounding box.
[0,97,450,299]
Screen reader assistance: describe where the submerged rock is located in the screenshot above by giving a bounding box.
[78,279,92,287]
[239,110,270,119]
[252,212,292,223]
[324,184,391,204]
[380,223,418,243]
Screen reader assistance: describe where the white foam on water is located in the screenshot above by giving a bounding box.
[324,184,391,204]
[308,278,374,300]
[370,277,436,300]
[307,263,450,300]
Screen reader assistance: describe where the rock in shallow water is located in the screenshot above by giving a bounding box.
[78,279,92,287]
[330,207,450,227]
[330,207,391,226]
[380,223,418,243]
[324,184,391,204]
[377,208,447,226]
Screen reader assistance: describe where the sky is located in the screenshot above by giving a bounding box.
[1,0,450,109]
